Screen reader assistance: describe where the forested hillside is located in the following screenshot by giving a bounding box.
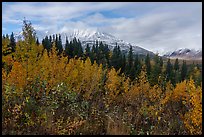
[2,20,202,135]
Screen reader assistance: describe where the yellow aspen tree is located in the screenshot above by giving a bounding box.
[105,67,121,101]
[82,58,101,100]
[7,61,27,92]
[183,78,202,135]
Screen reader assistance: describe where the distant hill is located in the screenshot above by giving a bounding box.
[163,48,202,60]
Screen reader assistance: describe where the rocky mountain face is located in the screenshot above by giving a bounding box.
[163,48,202,60]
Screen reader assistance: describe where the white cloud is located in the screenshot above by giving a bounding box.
[2,2,202,54]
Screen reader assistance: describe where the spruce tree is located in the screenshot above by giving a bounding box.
[110,45,122,71]
[126,45,133,74]
[150,54,161,85]
[98,41,104,64]
[72,37,78,57]
[159,57,163,68]
[145,53,151,78]
[117,45,123,70]
[128,46,133,68]
[6,34,9,39]
[121,54,126,73]
[174,58,179,71]
[110,46,118,69]
[166,58,172,81]
[174,58,180,84]
[104,44,110,66]
[9,32,16,52]
[181,60,187,81]
[36,38,40,45]
[77,39,83,57]
[49,35,52,43]
[65,36,69,57]
[57,34,63,55]
[134,54,141,79]
[42,36,51,52]
[55,34,58,52]
[90,44,96,63]
[85,44,91,58]
[166,58,175,85]
[52,34,55,43]
[68,41,74,58]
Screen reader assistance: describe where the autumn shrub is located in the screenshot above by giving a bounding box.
[2,40,202,135]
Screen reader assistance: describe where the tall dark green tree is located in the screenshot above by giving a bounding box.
[98,42,106,65]
[42,36,51,52]
[126,45,133,74]
[174,58,179,71]
[128,46,133,68]
[117,45,123,70]
[52,34,55,43]
[150,54,161,85]
[2,34,6,39]
[90,45,96,63]
[134,54,141,79]
[57,34,63,55]
[72,37,78,57]
[94,43,99,63]
[110,46,118,69]
[9,32,16,52]
[71,37,83,58]
[84,44,91,58]
[124,45,135,79]
[158,56,165,87]
[49,35,52,43]
[55,34,58,50]
[6,34,9,39]
[104,44,110,66]
[166,59,172,81]
[174,58,180,84]
[77,39,83,58]
[181,60,187,81]
[68,41,74,58]
[65,36,70,57]
[145,53,151,78]
[166,58,175,85]
[110,45,122,71]
[121,54,126,74]
[159,57,163,68]
[36,38,40,45]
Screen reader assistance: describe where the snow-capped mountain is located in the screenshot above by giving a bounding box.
[62,29,155,56]
[14,31,23,41]
[163,48,202,60]
[14,29,155,56]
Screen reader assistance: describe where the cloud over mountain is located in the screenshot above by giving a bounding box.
[3,2,202,55]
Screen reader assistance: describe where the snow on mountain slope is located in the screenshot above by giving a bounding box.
[163,48,202,60]
[14,29,155,56]
[60,29,155,56]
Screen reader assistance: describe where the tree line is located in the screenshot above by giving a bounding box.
[3,29,202,88]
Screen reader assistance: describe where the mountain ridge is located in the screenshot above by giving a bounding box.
[14,29,155,56]
[163,48,202,60]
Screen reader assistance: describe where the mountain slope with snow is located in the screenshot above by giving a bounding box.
[14,29,155,56]
[60,29,155,56]
[163,48,202,60]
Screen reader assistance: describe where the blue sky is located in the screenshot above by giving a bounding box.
[2,2,202,54]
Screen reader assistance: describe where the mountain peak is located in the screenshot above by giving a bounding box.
[163,48,202,60]
[13,28,155,56]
